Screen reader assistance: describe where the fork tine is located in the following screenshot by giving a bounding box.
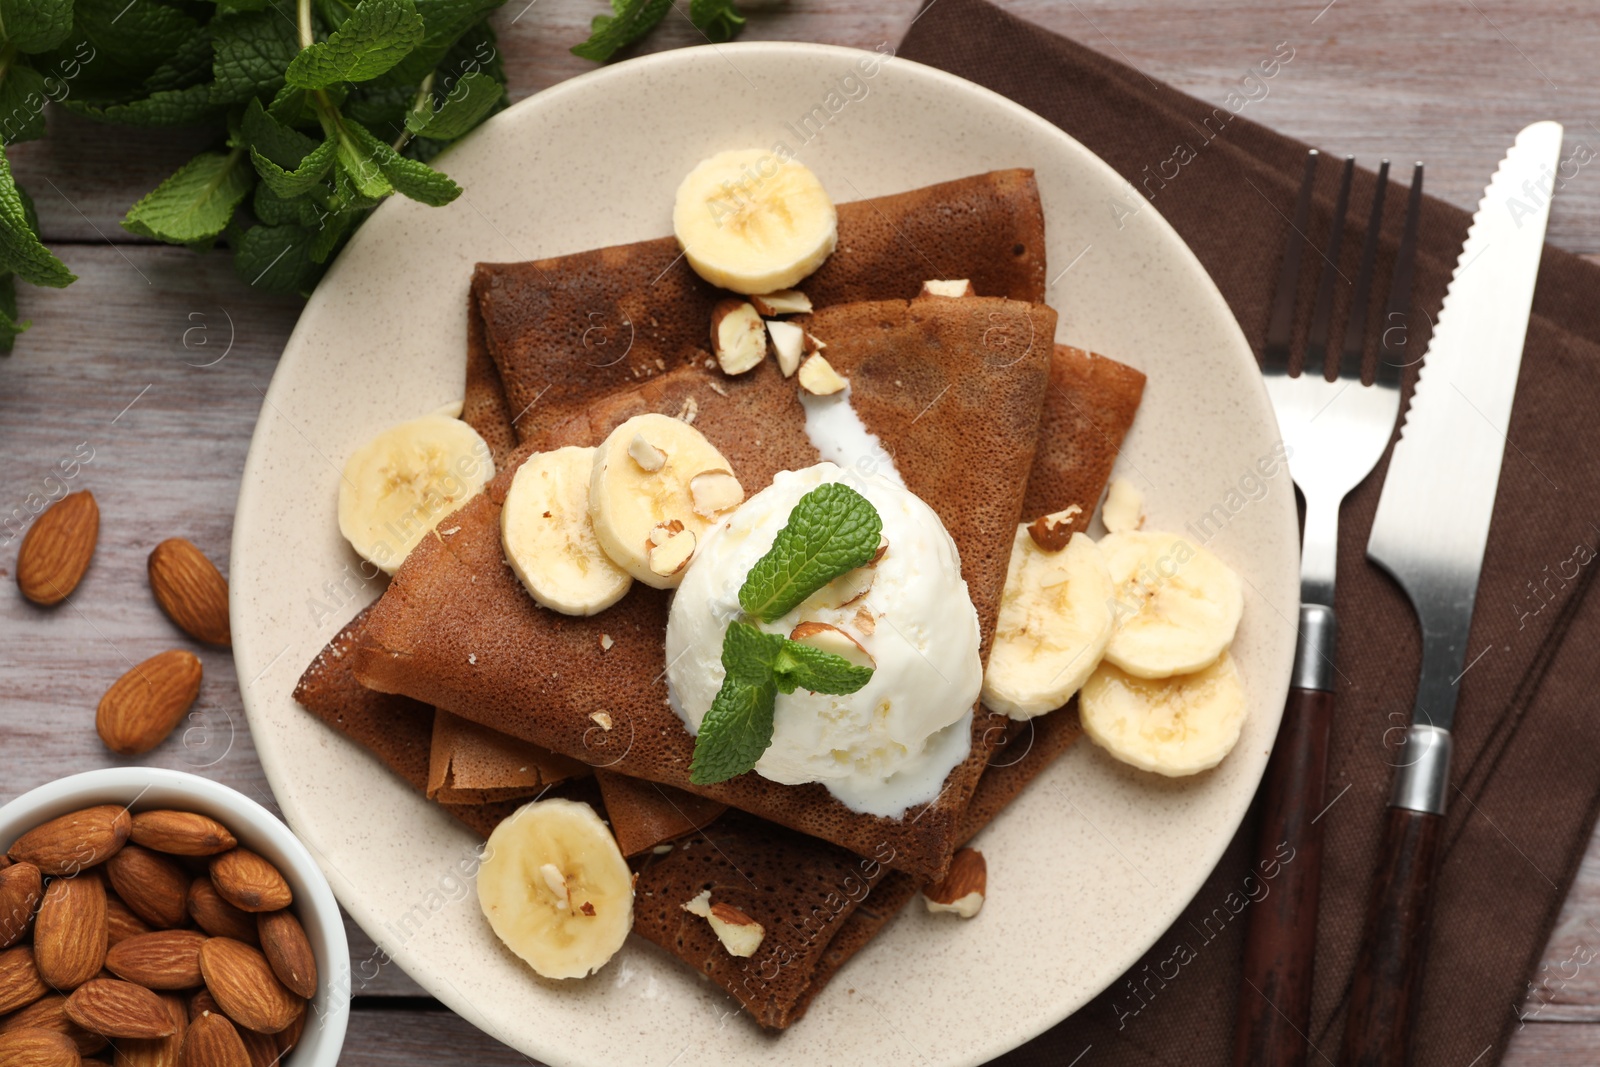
[1377,162,1424,386]
[1337,159,1389,381]
[1305,155,1355,379]
[1263,149,1319,373]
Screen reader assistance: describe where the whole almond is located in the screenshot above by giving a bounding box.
[96,651,203,757]
[187,988,221,1021]
[255,911,316,1000]
[186,880,257,945]
[148,539,231,648]
[34,871,108,990]
[0,861,43,949]
[0,1027,79,1067]
[105,930,207,990]
[272,1002,304,1057]
[208,852,291,914]
[130,812,236,858]
[182,1011,250,1067]
[16,490,98,606]
[237,1024,280,1067]
[107,894,156,946]
[0,946,50,1014]
[7,805,132,876]
[0,993,109,1056]
[111,990,187,1067]
[64,979,177,1039]
[197,939,300,1034]
[105,846,191,929]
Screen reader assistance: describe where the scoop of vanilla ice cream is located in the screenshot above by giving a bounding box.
[665,463,982,817]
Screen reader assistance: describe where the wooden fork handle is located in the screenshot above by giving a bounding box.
[1233,685,1334,1067]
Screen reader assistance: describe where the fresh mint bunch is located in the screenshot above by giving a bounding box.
[88,0,510,295]
[0,0,84,349]
[689,483,881,786]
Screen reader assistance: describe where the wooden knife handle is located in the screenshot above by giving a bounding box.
[1232,686,1334,1067]
[1338,806,1445,1067]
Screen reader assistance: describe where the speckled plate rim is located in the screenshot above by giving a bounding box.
[233,42,1300,1067]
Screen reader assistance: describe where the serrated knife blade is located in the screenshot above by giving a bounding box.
[1340,122,1563,1067]
[1368,120,1563,743]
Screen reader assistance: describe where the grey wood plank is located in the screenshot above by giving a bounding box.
[340,1008,548,1065]
[1506,1021,1600,1066]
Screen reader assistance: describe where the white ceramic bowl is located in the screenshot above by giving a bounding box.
[0,768,349,1065]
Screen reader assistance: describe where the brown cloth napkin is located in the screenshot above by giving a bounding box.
[901,2,1600,1064]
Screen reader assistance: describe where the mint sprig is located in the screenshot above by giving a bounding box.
[689,484,882,785]
[739,482,883,623]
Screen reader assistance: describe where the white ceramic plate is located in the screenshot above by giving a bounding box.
[233,42,1299,1067]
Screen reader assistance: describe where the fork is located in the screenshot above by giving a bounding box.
[1232,150,1423,1067]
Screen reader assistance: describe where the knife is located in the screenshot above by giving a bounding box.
[1339,120,1564,1066]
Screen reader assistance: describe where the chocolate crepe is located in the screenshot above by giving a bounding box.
[292,607,524,840]
[594,771,727,858]
[470,169,1048,441]
[427,711,587,805]
[904,3,1600,1064]
[352,296,1057,880]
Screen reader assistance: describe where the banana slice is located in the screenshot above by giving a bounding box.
[1099,530,1243,679]
[673,149,838,294]
[1079,654,1247,776]
[982,529,1114,719]
[502,447,633,616]
[477,798,634,980]
[589,413,743,589]
[338,414,494,574]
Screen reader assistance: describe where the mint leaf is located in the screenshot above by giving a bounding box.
[689,621,784,785]
[122,150,254,247]
[0,156,72,287]
[212,11,301,104]
[0,272,27,353]
[241,99,320,168]
[689,0,744,42]
[286,0,426,89]
[404,70,501,139]
[0,0,74,53]
[141,26,216,93]
[773,640,873,696]
[343,118,460,206]
[235,222,321,293]
[62,84,222,127]
[63,0,200,87]
[252,138,336,198]
[739,483,883,622]
[0,65,49,144]
[383,0,502,84]
[570,0,672,63]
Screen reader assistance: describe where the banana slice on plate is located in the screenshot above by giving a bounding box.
[1079,653,1247,776]
[1099,529,1243,679]
[589,413,744,589]
[338,413,494,574]
[673,149,838,294]
[982,528,1114,719]
[502,447,633,616]
[477,798,634,980]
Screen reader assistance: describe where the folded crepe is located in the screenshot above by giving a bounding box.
[353,296,1056,880]
[292,607,526,840]
[427,710,588,805]
[594,771,727,858]
[468,169,1048,448]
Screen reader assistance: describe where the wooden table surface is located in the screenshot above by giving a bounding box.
[3,1,1597,1062]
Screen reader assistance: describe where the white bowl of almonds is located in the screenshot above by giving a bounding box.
[0,767,348,1066]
